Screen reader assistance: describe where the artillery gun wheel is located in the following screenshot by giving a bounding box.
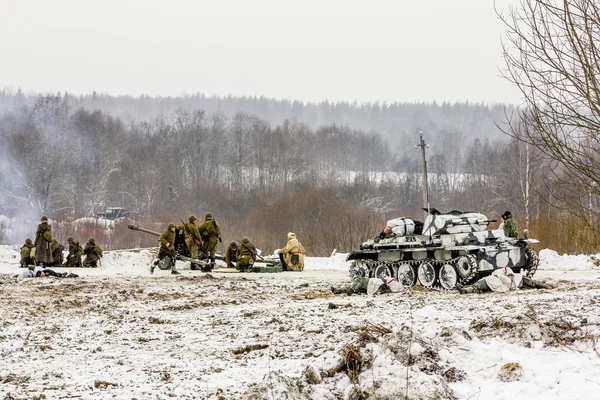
[524,248,539,278]
[396,262,417,287]
[417,261,436,287]
[157,256,173,271]
[438,262,458,290]
[373,262,393,280]
[456,255,479,284]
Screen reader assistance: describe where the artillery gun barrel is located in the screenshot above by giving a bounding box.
[128,225,160,237]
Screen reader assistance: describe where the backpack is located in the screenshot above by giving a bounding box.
[21,245,31,259]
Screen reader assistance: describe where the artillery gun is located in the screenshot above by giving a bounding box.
[128,224,216,271]
[347,209,539,290]
[128,225,282,272]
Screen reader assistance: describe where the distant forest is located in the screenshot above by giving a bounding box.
[0,91,574,254]
[0,89,515,169]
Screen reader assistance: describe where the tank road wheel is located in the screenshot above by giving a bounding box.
[524,248,539,278]
[456,255,478,284]
[417,261,436,288]
[397,262,417,288]
[349,260,370,280]
[438,263,458,290]
[373,263,393,280]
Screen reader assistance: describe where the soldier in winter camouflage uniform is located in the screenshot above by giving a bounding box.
[235,237,256,272]
[20,238,36,268]
[152,223,180,275]
[198,212,221,267]
[224,241,238,268]
[458,267,554,294]
[331,276,403,296]
[82,237,103,268]
[50,238,65,267]
[63,237,83,268]
[501,211,519,239]
[34,216,53,266]
[19,265,78,279]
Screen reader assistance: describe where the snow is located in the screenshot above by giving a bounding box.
[539,249,600,271]
[0,246,600,399]
[414,305,438,318]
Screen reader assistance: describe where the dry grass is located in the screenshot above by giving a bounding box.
[349,322,392,345]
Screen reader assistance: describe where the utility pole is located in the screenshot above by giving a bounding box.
[415,131,430,218]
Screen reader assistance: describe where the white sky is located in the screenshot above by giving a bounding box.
[0,0,522,104]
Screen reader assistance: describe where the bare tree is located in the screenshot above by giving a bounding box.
[499,0,600,235]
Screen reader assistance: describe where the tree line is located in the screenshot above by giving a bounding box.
[1,94,586,255]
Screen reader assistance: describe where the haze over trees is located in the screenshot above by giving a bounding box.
[0,90,576,255]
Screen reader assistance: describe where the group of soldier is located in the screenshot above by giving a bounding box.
[155,213,222,275]
[19,216,104,277]
[223,232,306,272]
[155,213,307,275]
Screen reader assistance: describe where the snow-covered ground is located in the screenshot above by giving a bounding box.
[1,246,600,399]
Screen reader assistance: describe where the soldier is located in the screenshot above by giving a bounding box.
[182,215,203,269]
[500,211,519,239]
[82,237,103,268]
[457,267,554,294]
[34,216,53,267]
[236,237,257,272]
[278,232,306,271]
[224,241,238,268]
[50,238,65,267]
[198,212,221,268]
[331,276,402,296]
[152,223,180,275]
[19,265,78,279]
[63,237,83,268]
[20,238,36,268]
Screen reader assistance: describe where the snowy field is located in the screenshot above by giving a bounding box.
[1,247,600,399]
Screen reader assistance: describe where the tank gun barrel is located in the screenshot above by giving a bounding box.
[448,219,497,226]
[128,225,160,237]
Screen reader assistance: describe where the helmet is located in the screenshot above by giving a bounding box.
[168,223,176,229]
[41,216,48,222]
[287,232,296,239]
[51,238,57,243]
[67,236,74,242]
[205,212,213,220]
[230,241,238,248]
[25,238,32,245]
[242,237,250,244]
[189,215,197,223]
[88,237,95,244]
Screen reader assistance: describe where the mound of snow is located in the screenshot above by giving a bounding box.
[305,252,351,271]
[0,245,20,266]
[539,249,600,271]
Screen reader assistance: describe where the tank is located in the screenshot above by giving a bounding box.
[346,209,540,290]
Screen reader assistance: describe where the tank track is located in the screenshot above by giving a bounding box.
[524,248,539,278]
[350,256,481,291]
[456,255,479,285]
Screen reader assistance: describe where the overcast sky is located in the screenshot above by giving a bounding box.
[0,0,522,104]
